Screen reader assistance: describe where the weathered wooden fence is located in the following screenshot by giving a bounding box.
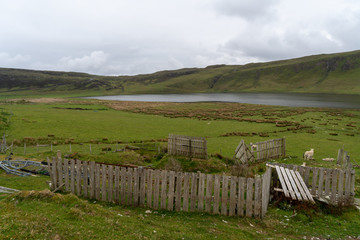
[251,138,286,161]
[48,158,272,218]
[275,163,355,206]
[168,134,207,159]
[234,140,255,164]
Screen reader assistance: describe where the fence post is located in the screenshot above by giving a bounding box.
[69,143,72,153]
[24,143,26,155]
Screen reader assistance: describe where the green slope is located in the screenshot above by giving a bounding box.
[1,50,360,96]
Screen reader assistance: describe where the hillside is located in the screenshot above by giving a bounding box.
[1,50,360,96]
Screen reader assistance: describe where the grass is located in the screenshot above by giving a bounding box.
[0,190,359,239]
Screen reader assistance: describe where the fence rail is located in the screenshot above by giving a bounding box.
[49,158,271,218]
[168,134,207,159]
[275,163,355,206]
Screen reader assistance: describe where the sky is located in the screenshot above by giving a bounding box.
[0,0,360,76]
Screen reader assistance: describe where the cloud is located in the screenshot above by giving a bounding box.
[0,52,31,67]
[58,51,108,73]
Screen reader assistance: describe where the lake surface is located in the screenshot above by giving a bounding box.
[86,93,360,109]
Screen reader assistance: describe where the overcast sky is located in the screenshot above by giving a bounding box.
[0,0,359,75]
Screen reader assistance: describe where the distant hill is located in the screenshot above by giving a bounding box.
[1,50,360,96]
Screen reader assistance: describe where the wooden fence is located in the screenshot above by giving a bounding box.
[168,134,207,159]
[275,163,355,206]
[251,138,286,161]
[48,158,272,218]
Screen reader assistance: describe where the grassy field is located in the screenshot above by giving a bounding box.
[0,98,360,239]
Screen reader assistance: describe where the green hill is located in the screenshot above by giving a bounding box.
[1,50,360,96]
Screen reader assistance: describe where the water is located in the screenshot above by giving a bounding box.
[85,93,360,109]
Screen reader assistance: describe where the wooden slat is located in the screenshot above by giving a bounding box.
[213,175,220,214]
[275,166,290,198]
[311,168,319,195]
[114,166,120,203]
[246,178,254,217]
[205,174,213,213]
[57,158,63,188]
[70,159,75,194]
[133,168,139,206]
[280,167,296,200]
[147,169,153,208]
[76,160,82,196]
[229,176,237,216]
[182,172,190,212]
[167,171,175,211]
[51,157,57,190]
[344,169,351,205]
[197,173,205,211]
[160,170,168,209]
[153,170,160,210]
[285,168,302,200]
[120,167,126,204]
[324,169,332,196]
[318,168,324,197]
[101,164,107,201]
[261,168,271,218]
[304,167,310,186]
[289,169,308,201]
[82,161,88,198]
[95,163,101,200]
[237,177,245,216]
[295,171,314,203]
[89,161,95,199]
[175,172,183,211]
[330,170,338,205]
[64,159,69,191]
[139,168,146,207]
[190,173,198,212]
[221,176,229,215]
[337,170,344,205]
[254,176,261,217]
[127,168,133,205]
[108,165,113,202]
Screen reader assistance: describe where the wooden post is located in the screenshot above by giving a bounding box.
[69,143,72,153]
[24,143,26,155]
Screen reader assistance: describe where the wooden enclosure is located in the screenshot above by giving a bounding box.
[168,134,207,159]
[48,157,272,218]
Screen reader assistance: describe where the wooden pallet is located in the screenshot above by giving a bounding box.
[268,164,314,203]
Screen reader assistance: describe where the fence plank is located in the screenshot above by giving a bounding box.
[168,171,175,211]
[337,170,344,205]
[221,176,229,215]
[133,168,139,206]
[57,158,63,188]
[76,160,82,196]
[82,161,88,198]
[127,168,134,205]
[120,167,126,204]
[311,168,319,195]
[108,165,113,202]
[51,157,57,190]
[246,178,254,217]
[70,159,75,194]
[101,164,107,201]
[304,167,310,186]
[89,161,95,199]
[198,173,205,211]
[95,163,101,200]
[344,169,351,205]
[237,177,245,216]
[147,169,153,208]
[318,168,324,197]
[213,175,220,214]
[182,172,190,212]
[254,176,261,217]
[160,170,168,210]
[64,159,69,191]
[114,166,120,204]
[139,168,146,207]
[190,173,198,212]
[275,165,289,198]
[175,172,183,211]
[153,170,160,210]
[205,174,213,213]
[229,176,237,216]
[330,170,338,205]
[324,169,332,196]
[261,169,271,218]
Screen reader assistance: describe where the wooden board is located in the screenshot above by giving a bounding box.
[221,176,229,215]
[205,174,213,213]
[182,172,190,212]
[114,166,120,203]
[190,173,197,212]
[275,166,289,198]
[167,171,175,211]
[175,172,182,211]
[246,178,254,217]
[160,170,168,210]
[213,175,220,214]
[228,176,237,216]
[197,173,205,211]
[237,177,245,216]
